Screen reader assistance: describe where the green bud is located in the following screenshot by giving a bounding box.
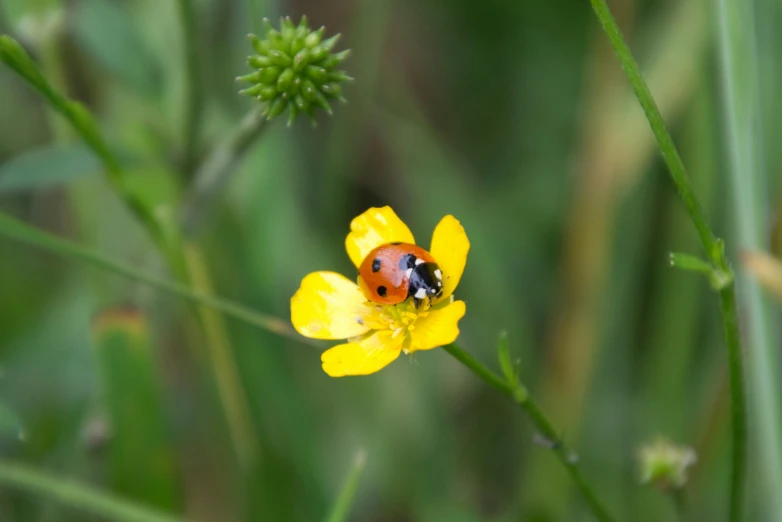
[258,86,277,101]
[266,97,288,120]
[638,437,696,491]
[305,65,328,83]
[239,84,265,96]
[292,49,310,72]
[258,66,282,85]
[320,83,342,99]
[320,34,341,52]
[248,54,272,68]
[276,67,295,92]
[305,27,325,48]
[268,49,292,67]
[321,49,351,70]
[239,15,351,123]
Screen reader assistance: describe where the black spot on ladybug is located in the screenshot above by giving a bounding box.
[372,258,381,272]
[377,286,387,297]
[399,254,416,270]
[390,241,402,245]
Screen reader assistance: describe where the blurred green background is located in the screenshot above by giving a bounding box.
[1,0,781,520]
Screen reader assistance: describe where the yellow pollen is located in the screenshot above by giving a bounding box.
[358,297,433,342]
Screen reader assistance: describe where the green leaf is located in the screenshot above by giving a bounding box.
[668,252,713,274]
[92,309,181,511]
[669,251,733,290]
[0,144,100,193]
[73,0,162,97]
[325,451,367,522]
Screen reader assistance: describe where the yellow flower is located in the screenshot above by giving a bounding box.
[291,207,470,377]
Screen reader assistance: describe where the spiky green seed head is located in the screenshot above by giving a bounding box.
[238,16,353,126]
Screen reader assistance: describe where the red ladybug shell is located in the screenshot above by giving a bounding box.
[358,243,437,305]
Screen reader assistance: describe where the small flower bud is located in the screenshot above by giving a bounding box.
[638,437,697,491]
[239,16,351,125]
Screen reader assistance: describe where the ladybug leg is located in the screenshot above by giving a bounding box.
[413,297,422,308]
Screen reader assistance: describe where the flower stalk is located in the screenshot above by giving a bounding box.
[442,343,616,522]
[588,1,747,519]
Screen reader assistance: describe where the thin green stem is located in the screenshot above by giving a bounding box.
[0,212,312,346]
[180,108,267,236]
[0,460,186,522]
[588,1,748,519]
[442,344,615,522]
[175,0,204,177]
[587,1,717,263]
[0,35,170,256]
[325,451,367,522]
[719,284,747,522]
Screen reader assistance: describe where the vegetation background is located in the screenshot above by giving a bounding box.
[0,0,780,520]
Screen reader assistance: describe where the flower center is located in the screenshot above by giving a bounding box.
[360,299,431,342]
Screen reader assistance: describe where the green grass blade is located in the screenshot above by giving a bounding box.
[0,212,310,345]
[92,309,181,511]
[325,451,367,522]
[0,460,186,522]
[715,0,782,516]
[183,243,261,467]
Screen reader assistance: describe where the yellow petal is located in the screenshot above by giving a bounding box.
[291,271,371,340]
[409,300,466,352]
[430,215,470,301]
[321,331,403,377]
[345,207,415,267]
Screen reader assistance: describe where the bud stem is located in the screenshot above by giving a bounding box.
[180,108,268,236]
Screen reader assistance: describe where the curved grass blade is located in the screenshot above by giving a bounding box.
[0,211,312,346]
[0,460,186,522]
[325,450,367,522]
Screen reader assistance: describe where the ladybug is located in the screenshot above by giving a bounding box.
[358,242,444,307]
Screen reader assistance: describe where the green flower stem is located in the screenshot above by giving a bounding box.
[325,451,367,522]
[585,2,717,261]
[0,460,185,522]
[442,343,616,522]
[175,0,204,177]
[588,1,747,519]
[719,282,747,520]
[180,108,267,236]
[0,211,311,346]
